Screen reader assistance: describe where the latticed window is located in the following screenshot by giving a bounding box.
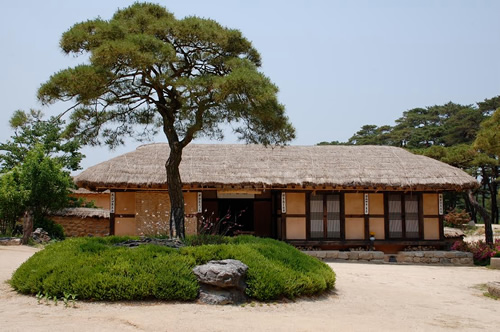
[310,194,341,239]
[388,194,403,238]
[388,194,420,239]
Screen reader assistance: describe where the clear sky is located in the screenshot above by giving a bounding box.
[1,0,499,172]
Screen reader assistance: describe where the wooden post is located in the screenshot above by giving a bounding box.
[340,193,346,240]
[364,193,370,241]
[110,192,116,235]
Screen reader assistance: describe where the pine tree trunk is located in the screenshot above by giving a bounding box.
[165,144,185,239]
[482,183,487,209]
[492,165,499,224]
[468,190,493,244]
[463,192,477,222]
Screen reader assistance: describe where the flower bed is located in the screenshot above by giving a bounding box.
[452,239,500,265]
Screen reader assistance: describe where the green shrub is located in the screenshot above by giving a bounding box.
[184,234,230,246]
[444,208,471,228]
[67,196,97,208]
[34,217,65,240]
[10,236,335,302]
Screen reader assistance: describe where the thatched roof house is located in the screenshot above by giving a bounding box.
[52,208,110,219]
[73,143,478,252]
[74,143,477,191]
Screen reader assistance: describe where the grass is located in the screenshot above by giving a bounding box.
[10,235,335,302]
[473,283,499,301]
[483,292,499,300]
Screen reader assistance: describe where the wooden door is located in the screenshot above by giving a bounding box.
[254,200,272,237]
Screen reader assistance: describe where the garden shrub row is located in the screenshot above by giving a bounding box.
[10,235,335,302]
[452,238,500,265]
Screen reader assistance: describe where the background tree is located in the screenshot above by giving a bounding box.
[0,145,72,238]
[317,140,347,146]
[391,107,440,147]
[475,108,500,157]
[477,96,500,116]
[318,101,488,149]
[388,103,486,148]
[440,105,486,146]
[37,3,295,238]
[0,109,83,172]
[473,108,500,242]
[347,124,393,145]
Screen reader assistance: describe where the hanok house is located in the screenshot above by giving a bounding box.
[73,143,478,252]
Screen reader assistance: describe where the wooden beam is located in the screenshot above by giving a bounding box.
[217,189,262,195]
[287,239,447,247]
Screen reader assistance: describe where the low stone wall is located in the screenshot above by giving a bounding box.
[490,257,500,269]
[52,216,110,237]
[302,250,385,263]
[0,237,21,246]
[393,251,473,265]
[303,250,473,266]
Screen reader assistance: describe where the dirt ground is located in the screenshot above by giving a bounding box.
[1,245,500,332]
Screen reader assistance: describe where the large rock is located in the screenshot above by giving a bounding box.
[32,228,50,244]
[193,259,248,305]
[487,282,500,298]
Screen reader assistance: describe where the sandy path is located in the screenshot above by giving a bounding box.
[1,246,500,332]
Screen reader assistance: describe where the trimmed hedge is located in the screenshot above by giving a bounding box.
[10,235,335,301]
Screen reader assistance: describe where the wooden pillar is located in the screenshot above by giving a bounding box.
[364,193,369,240]
[418,194,424,240]
[110,192,116,235]
[340,193,346,240]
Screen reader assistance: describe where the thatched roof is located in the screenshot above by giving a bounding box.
[444,227,465,238]
[74,143,478,191]
[52,208,110,219]
[70,188,110,195]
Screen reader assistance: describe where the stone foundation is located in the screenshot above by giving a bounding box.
[391,251,473,265]
[303,250,473,266]
[302,250,385,263]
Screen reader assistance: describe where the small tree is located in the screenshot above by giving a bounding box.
[37,3,295,238]
[0,109,83,172]
[20,145,73,222]
[444,208,471,228]
[0,171,26,234]
[0,145,73,238]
